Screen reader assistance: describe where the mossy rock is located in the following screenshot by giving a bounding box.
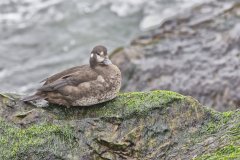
[0,90,239,159]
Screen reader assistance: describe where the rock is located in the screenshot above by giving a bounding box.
[0,90,239,160]
[111,0,240,111]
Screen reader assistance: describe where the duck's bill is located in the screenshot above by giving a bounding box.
[103,58,112,65]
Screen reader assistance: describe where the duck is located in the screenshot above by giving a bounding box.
[22,45,121,107]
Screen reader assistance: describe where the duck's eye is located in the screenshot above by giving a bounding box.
[96,53,100,55]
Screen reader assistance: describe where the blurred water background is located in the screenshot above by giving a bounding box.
[0,0,203,94]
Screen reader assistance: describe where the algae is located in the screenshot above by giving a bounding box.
[0,90,239,159]
[195,145,240,160]
[192,110,240,160]
[0,118,76,160]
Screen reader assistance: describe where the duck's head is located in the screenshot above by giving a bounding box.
[90,45,112,68]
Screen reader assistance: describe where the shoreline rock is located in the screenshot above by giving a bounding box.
[111,0,240,111]
[0,91,239,159]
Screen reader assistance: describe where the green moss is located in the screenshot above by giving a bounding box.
[82,90,185,119]
[0,90,239,159]
[46,90,185,120]
[192,110,240,160]
[199,110,234,135]
[195,145,240,160]
[228,122,240,141]
[0,118,76,160]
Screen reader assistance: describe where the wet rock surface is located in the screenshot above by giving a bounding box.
[0,91,239,160]
[1,0,240,159]
[111,0,240,111]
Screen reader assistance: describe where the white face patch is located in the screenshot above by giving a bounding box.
[96,55,104,62]
[100,51,104,56]
[91,54,94,58]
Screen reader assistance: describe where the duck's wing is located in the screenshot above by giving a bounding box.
[41,65,88,85]
[38,66,98,92]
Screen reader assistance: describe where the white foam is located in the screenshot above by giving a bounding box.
[139,0,212,30]
[109,0,147,17]
[0,0,209,30]
[0,0,63,24]
[90,0,210,30]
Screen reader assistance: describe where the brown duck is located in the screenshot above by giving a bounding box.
[22,45,121,107]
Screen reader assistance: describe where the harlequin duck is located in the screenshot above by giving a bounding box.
[22,45,121,107]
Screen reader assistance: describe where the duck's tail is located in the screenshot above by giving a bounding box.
[21,94,43,102]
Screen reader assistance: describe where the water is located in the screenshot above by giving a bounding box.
[0,0,203,94]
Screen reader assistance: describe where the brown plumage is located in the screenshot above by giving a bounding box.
[22,45,121,107]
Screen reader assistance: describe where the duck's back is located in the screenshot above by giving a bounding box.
[42,65,89,85]
[39,64,121,106]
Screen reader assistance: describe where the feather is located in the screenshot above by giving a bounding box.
[21,94,43,102]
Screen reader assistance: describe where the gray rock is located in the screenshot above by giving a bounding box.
[0,91,239,159]
[111,0,240,111]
